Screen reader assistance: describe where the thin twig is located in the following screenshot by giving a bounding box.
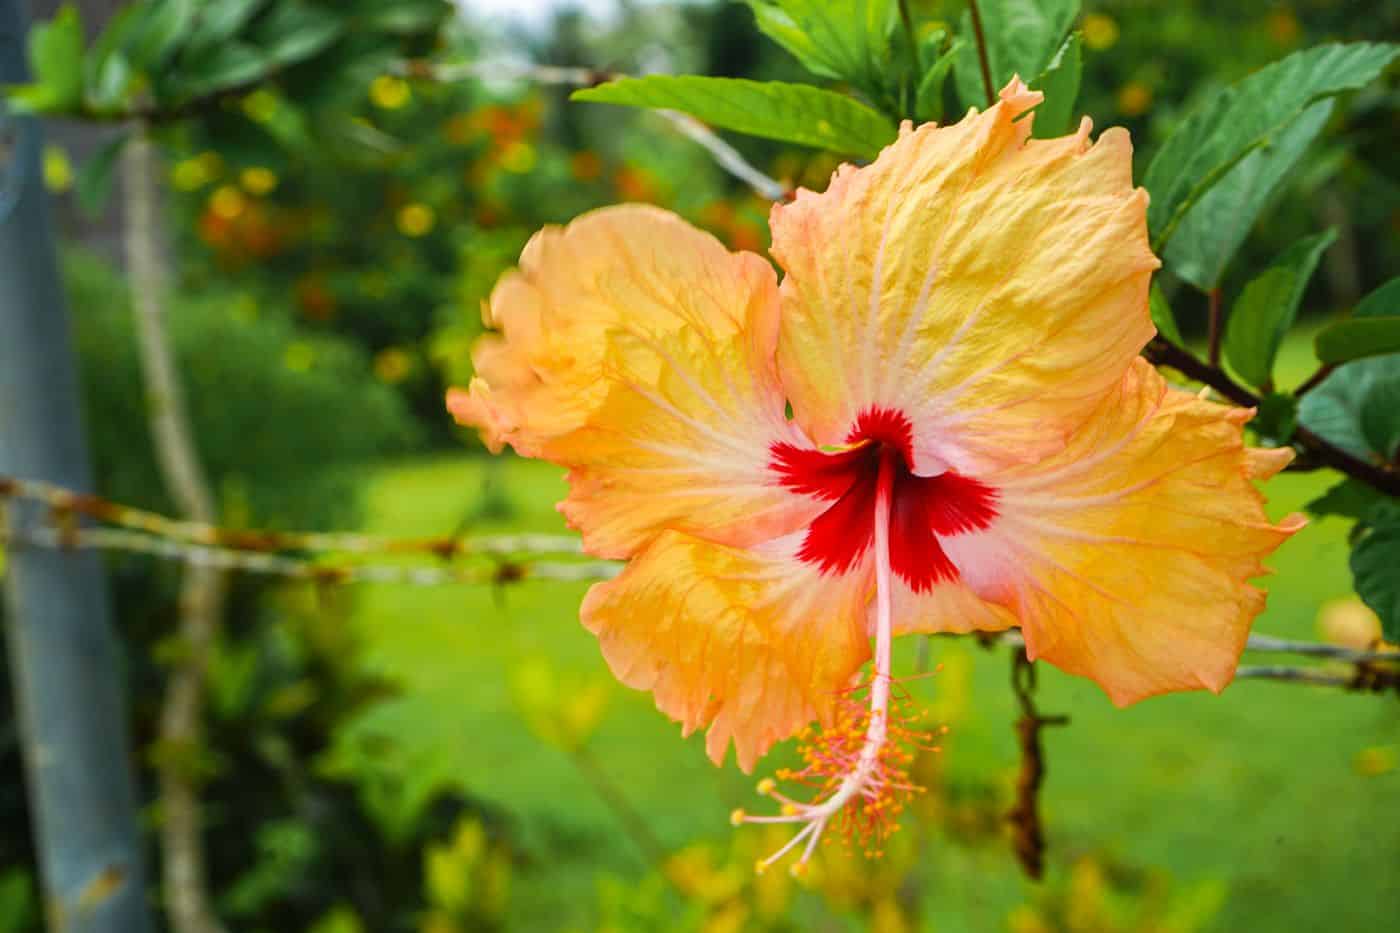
[1142,337,1400,496]
[966,0,997,108]
[400,58,792,201]
[1005,648,1068,880]
[1294,363,1336,398]
[122,131,229,933]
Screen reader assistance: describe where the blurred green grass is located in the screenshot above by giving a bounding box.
[334,332,1399,931]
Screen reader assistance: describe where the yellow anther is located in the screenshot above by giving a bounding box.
[730,808,747,827]
[780,803,798,817]
[753,859,768,876]
[756,777,776,796]
[789,861,809,880]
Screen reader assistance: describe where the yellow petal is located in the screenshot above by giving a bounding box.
[451,205,814,558]
[769,79,1159,476]
[581,531,871,771]
[941,359,1303,704]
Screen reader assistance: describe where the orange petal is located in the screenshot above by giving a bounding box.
[450,205,815,559]
[769,79,1159,477]
[581,531,872,771]
[940,359,1302,704]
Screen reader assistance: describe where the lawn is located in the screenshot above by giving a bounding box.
[332,336,1399,931]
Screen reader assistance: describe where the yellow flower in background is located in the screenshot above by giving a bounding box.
[1082,13,1120,51]
[370,74,411,110]
[1117,80,1153,117]
[240,166,279,196]
[242,88,279,123]
[449,79,1300,872]
[501,140,537,174]
[396,202,436,237]
[42,145,72,193]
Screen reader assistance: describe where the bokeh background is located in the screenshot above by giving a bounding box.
[2,1,1399,930]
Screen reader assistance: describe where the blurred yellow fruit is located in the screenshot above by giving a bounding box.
[171,157,209,192]
[396,203,436,237]
[42,145,72,193]
[239,166,278,196]
[1117,81,1153,117]
[370,74,411,110]
[1317,597,1383,649]
[210,185,247,220]
[1083,13,1120,50]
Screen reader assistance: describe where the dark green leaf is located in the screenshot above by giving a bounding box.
[1149,283,1183,345]
[1223,228,1335,388]
[1029,32,1081,138]
[743,0,899,100]
[190,0,267,48]
[1351,509,1400,643]
[131,0,198,71]
[1164,101,1332,291]
[178,42,268,99]
[1253,392,1298,444]
[252,1,344,69]
[1305,479,1386,521]
[1145,42,1400,251]
[953,0,1079,111]
[1353,276,1400,319]
[914,33,960,123]
[18,3,85,112]
[573,76,898,159]
[1298,355,1400,461]
[76,132,130,218]
[1314,316,1400,365]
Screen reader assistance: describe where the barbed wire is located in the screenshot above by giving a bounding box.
[396,57,794,201]
[3,470,1395,693]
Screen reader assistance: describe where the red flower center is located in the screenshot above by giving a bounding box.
[771,408,998,593]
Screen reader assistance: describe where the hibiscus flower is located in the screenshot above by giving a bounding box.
[449,79,1302,870]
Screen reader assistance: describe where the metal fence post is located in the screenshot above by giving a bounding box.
[0,0,151,929]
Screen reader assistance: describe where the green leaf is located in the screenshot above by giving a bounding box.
[1315,316,1400,366]
[573,76,898,159]
[356,0,448,35]
[178,42,268,98]
[1253,392,1298,445]
[1223,228,1336,389]
[1304,478,1385,521]
[76,132,130,218]
[743,1,899,100]
[914,33,961,123]
[953,0,1080,111]
[1298,356,1400,462]
[22,3,85,112]
[1351,508,1400,643]
[1164,100,1332,291]
[1149,283,1183,345]
[130,0,199,71]
[83,4,144,111]
[1145,42,1400,251]
[1029,31,1082,138]
[252,1,344,69]
[1353,276,1400,319]
[190,0,267,48]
